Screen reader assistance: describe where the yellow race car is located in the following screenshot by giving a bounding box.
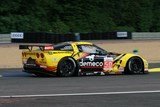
[19,41,148,77]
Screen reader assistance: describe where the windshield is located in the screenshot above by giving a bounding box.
[77,44,107,55]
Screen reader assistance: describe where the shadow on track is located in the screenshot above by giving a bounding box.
[0,69,34,77]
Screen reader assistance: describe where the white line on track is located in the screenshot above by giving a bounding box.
[1,90,160,98]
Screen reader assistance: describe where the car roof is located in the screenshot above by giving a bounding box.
[55,41,93,46]
[73,41,93,45]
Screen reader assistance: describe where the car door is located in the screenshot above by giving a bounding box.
[77,44,107,72]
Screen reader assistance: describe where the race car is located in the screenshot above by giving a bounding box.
[19,41,148,77]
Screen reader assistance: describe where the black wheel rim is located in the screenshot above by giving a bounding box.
[60,60,75,76]
[129,58,143,74]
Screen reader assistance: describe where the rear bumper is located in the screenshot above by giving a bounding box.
[23,65,57,76]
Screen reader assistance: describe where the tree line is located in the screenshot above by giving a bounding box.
[0,0,160,33]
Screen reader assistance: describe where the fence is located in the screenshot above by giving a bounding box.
[1,32,160,43]
[132,32,160,40]
[0,34,11,43]
[10,32,131,43]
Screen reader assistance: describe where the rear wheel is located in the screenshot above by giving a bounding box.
[125,56,144,74]
[57,57,78,77]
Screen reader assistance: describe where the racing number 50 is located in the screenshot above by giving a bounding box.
[104,61,113,70]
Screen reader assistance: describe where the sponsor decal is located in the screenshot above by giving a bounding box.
[11,32,24,39]
[86,55,95,61]
[104,61,113,69]
[25,53,36,56]
[103,57,113,71]
[117,32,128,38]
[79,56,114,70]
[79,59,103,68]
[44,46,54,50]
[49,52,72,54]
[48,52,53,55]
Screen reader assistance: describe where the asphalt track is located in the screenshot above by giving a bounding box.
[0,68,160,107]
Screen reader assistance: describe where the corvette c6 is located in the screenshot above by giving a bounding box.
[19,41,148,77]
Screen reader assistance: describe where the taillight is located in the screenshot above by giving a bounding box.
[36,53,40,58]
[40,53,44,58]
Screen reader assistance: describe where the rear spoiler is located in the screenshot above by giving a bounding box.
[19,44,54,51]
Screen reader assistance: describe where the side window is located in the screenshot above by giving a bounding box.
[77,45,107,55]
[77,45,97,53]
[54,45,73,51]
[82,45,97,53]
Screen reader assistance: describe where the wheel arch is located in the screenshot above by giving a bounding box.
[57,56,80,76]
[119,54,144,67]
[124,55,144,74]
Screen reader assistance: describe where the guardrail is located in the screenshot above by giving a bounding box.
[132,32,160,40]
[0,34,11,43]
[1,32,160,43]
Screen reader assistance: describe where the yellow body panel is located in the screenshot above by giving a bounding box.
[111,53,148,73]
[22,50,73,72]
[20,41,148,75]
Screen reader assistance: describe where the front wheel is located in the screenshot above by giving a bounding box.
[125,56,144,74]
[57,57,78,77]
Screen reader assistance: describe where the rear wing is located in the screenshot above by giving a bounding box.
[19,44,54,51]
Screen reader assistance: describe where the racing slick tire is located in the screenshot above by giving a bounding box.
[125,56,144,74]
[57,57,78,77]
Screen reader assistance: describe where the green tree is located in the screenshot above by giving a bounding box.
[51,19,69,33]
[152,0,160,31]
[0,0,160,33]
[137,0,153,31]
